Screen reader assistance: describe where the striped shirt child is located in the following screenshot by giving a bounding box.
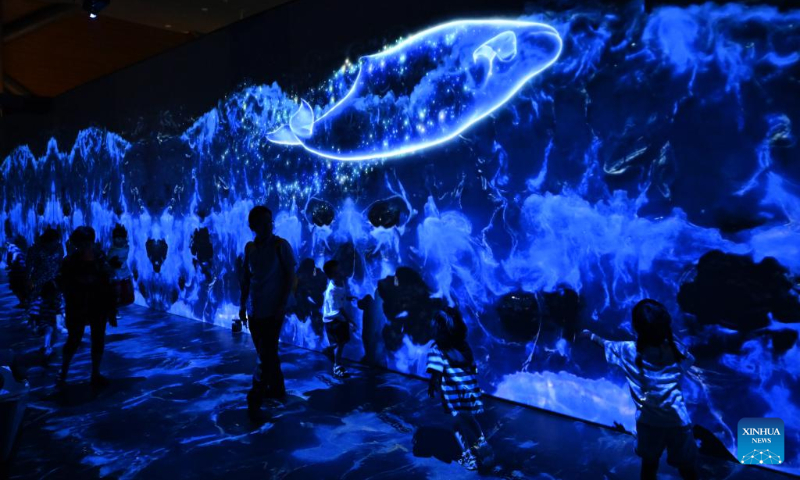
[426,343,484,416]
[601,340,694,427]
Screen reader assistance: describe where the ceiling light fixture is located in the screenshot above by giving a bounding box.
[83,0,110,18]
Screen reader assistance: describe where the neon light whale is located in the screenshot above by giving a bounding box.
[267,19,563,161]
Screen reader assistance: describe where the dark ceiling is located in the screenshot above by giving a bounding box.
[0,0,292,99]
[2,0,791,110]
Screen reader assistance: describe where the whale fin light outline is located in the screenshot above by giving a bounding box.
[472,31,518,81]
[473,30,518,64]
[267,19,563,162]
[290,99,315,139]
[266,125,302,145]
[267,99,315,145]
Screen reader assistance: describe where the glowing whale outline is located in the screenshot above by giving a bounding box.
[267,19,563,162]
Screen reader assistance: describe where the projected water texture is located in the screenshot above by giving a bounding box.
[2,3,799,472]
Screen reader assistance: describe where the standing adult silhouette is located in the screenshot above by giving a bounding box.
[240,206,297,421]
[57,227,116,387]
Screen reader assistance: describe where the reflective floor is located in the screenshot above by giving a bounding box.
[0,281,789,480]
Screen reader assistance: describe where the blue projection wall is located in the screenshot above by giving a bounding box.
[2,2,799,471]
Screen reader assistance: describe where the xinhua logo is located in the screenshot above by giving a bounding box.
[738,418,784,466]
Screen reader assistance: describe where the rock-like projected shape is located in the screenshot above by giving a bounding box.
[378,267,440,351]
[767,329,799,356]
[495,287,580,342]
[368,197,410,228]
[496,291,540,340]
[190,227,214,277]
[542,287,581,336]
[331,242,358,279]
[678,250,800,331]
[293,258,328,335]
[306,198,335,226]
[146,238,169,274]
[358,292,388,367]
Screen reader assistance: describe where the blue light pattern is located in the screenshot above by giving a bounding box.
[267,20,562,161]
[1,5,799,474]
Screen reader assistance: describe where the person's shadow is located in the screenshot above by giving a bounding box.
[412,426,462,464]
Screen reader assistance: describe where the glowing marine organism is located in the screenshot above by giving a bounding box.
[267,19,562,161]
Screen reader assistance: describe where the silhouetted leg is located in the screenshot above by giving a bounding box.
[24,288,39,326]
[248,317,266,411]
[468,413,493,466]
[43,325,54,355]
[452,413,479,469]
[60,320,85,380]
[90,318,107,380]
[323,322,336,362]
[454,414,480,449]
[264,315,285,398]
[466,415,482,443]
[454,429,468,452]
[636,421,667,480]
[666,426,698,480]
[678,465,698,480]
[641,460,658,480]
[334,343,344,366]
[322,344,335,362]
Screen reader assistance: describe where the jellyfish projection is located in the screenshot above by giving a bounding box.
[267,19,563,161]
[4,5,800,475]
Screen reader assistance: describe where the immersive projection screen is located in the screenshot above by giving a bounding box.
[2,2,798,471]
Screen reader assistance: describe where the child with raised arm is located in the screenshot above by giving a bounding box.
[582,299,698,480]
[427,305,492,472]
[322,260,357,378]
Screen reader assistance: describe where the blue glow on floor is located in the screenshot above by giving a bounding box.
[1,4,799,474]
